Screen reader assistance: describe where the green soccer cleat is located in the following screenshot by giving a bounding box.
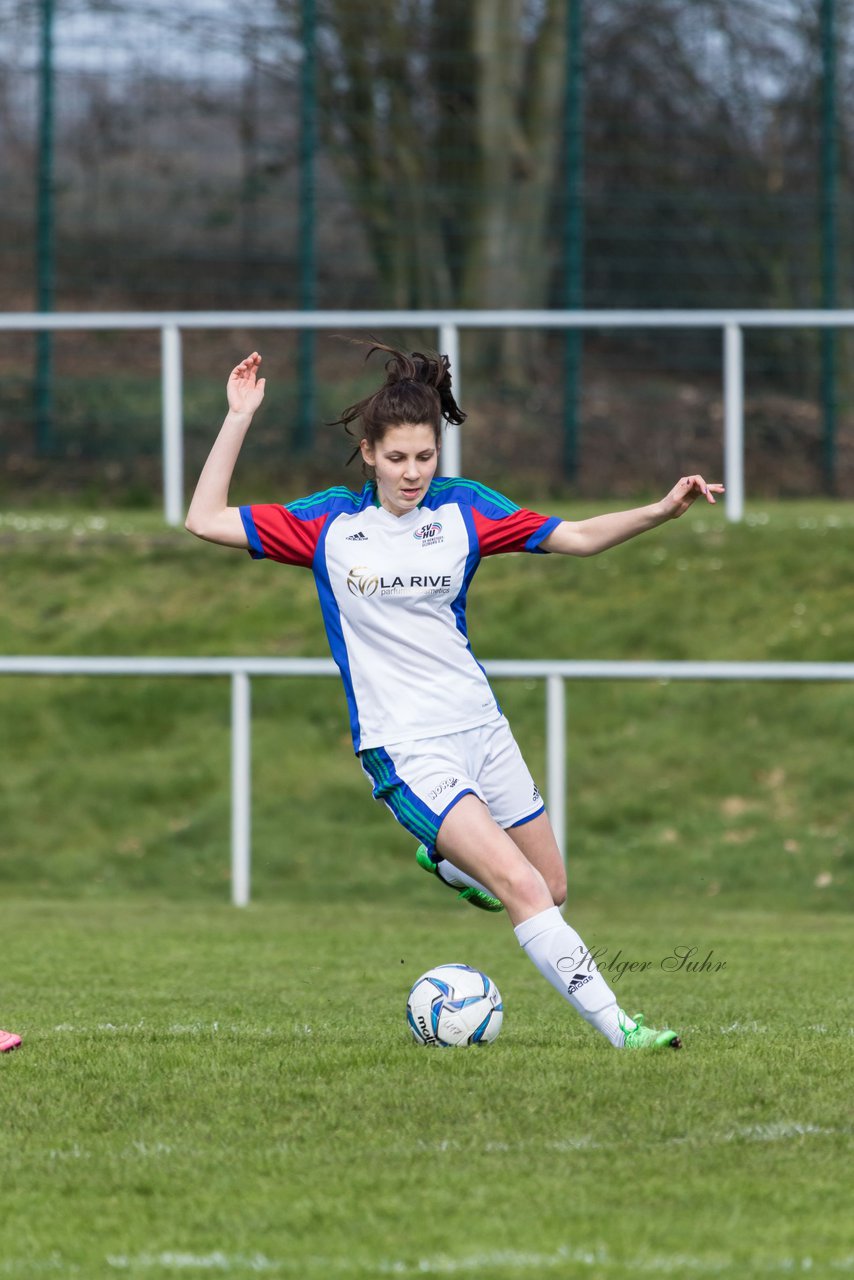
[619,1012,682,1051]
[415,844,504,913]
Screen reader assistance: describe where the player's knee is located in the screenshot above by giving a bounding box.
[550,873,567,908]
[494,858,552,913]
[542,859,567,906]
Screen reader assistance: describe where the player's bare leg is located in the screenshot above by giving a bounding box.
[436,794,553,925]
[505,811,567,907]
[420,810,564,912]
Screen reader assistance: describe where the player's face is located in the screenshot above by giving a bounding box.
[361,422,440,517]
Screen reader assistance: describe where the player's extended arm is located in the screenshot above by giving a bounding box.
[540,475,724,557]
[185,352,266,548]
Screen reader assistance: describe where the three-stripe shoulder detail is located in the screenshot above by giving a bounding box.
[427,477,519,515]
[286,486,367,517]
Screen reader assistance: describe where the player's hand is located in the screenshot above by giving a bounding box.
[659,475,724,521]
[227,351,266,416]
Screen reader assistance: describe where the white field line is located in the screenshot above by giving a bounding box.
[36,1020,852,1038]
[48,1022,283,1035]
[0,1260,77,1276]
[96,1247,737,1274]
[48,1140,174,1162]
[36,1131,850,1177]
[36,1121,851,1169]
[2,1244,854,1276]
[0,1244,844,1276]
[418,1122,848,1155]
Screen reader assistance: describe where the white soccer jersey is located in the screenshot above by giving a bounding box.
[240,478,560,751]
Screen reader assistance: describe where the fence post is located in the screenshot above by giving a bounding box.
[231,671,251,906]
[723,323,744,523]
[546,674,566,864]
[161,324,184,528]
[438,321,461,477]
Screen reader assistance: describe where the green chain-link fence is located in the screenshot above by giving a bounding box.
[1,0,852,501]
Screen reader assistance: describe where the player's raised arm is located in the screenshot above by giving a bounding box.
[185,352,266,548]
[540,474,724,557]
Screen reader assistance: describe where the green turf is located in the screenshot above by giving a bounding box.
[2,899,852,1278]
[1,501,852,1276]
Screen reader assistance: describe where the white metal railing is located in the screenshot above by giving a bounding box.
[2,655,852,906]
[4,307,854,526]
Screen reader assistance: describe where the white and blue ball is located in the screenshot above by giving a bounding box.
[406,963,503,1047]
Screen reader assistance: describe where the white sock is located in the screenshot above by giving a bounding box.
[514,906,636,1048]
[433,855,494,899]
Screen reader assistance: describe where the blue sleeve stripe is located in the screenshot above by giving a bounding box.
[525,515,562,553]
[239,506,265,559]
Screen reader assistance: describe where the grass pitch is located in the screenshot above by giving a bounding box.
[2,898,852,1278]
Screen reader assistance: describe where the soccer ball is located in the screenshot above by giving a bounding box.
[406,963,503,1047]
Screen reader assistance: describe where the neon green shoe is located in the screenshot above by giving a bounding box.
[619,1011,682,1050]
[415,844,504,913]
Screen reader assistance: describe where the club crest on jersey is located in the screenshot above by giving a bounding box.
[413,521,444,546]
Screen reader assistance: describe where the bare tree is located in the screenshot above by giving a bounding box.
[308,0,568,326]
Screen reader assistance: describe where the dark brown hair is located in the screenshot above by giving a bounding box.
[331,338,466,466]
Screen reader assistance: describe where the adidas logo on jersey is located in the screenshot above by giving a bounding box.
[346,531,368,541]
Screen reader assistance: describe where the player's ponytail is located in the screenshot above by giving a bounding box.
[331,337,466,466]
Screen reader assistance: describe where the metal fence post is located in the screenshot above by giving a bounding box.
[438,321,461,477]
[161,324,184,528]
[231,671,251,907]
[546,674,567,864]
[723,323,744,523]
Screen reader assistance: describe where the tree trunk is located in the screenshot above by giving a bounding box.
[316,0,568,351]
[463,0,567,371]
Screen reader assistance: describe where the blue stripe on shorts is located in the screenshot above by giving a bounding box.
[360,746,457,851]
[360,747,440,848]
[507,803,546,830]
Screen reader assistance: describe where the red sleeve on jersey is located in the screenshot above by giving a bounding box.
[471,507,558,557]
[247,504,327,567]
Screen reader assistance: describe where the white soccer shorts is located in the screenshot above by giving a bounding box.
[359,715,544,855]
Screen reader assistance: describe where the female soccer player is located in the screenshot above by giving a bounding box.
[186,344,723,1051]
